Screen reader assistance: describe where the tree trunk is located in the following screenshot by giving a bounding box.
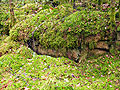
[73,0,76,9]
[9,0,15,28]
[119,0,120,20]
[110,0,116,27]
[109,0,116,54]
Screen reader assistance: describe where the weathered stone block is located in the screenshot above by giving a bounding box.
[85,34,101,44]
[90,49,107,56]
[38,47,47,55]
[96,41,109,49]
[72,49,80,60]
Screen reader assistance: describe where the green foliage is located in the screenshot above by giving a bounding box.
[89,41,96,49]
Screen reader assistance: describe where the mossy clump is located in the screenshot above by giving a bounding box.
[0,2,50,36]
[10,4,109,50]
[0,35,8,44]
[16,3,50,15]
[10,4,73,41]
[0,35,35,58]
[15,45,35,59]
[36,10,108,49]
[0,36,20,56]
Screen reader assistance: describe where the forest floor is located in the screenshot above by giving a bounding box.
[0,1,120,90]
[0,35,120,90]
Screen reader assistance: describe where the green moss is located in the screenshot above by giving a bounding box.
[89,41,97,50]
[0,37,20,55]
[0,35,8,44]
[116,41,120,46]
[15,45,35,59]
[10,23,21,41]
[0,9,10,35]
[117,26,120,31]
[0,35,35,58]
[37,10,107,49]
[0,54,28,73]
[10,4,109,50]
[109,7,116,28]
[10,4,73,41]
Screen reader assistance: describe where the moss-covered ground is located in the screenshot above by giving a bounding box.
[0,37,120,89]
[0,1,120,90]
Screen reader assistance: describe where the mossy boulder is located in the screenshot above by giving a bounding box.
[10,4,73,41]
[10,4,108,45]
[10,4,117,62]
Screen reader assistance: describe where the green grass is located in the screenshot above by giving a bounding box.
[0,47,120,90]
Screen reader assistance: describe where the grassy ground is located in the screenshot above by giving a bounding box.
[0,1,120,90]
[0,36,120,90]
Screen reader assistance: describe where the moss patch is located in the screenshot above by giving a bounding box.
[0,36,20,56]
[10,4,109,51]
